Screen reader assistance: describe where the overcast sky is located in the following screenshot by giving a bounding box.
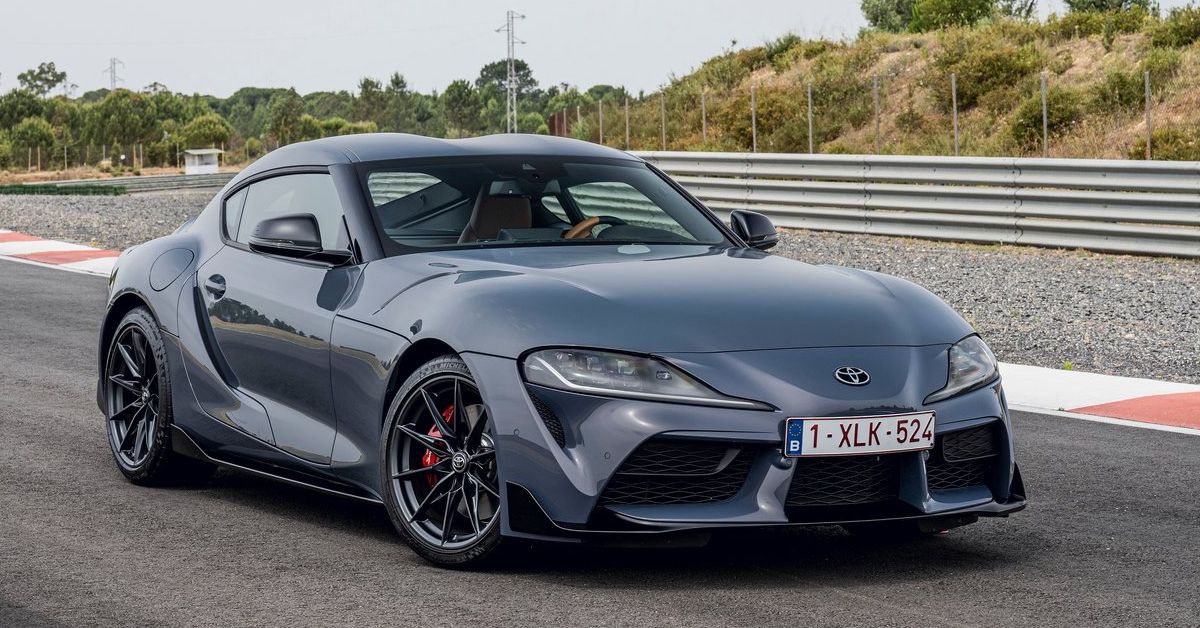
[1,0,1192,98]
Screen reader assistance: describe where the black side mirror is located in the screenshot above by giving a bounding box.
[248,214,352,265]
[730,210,779,251]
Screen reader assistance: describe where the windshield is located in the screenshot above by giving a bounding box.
[361,158,729,252]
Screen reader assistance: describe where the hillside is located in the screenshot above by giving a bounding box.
[576,8,1200,160]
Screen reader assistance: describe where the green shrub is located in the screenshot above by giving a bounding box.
[911,0,996,31]
[932,30,1043,111]
[764,34,803,71]
[1009,86,1085,148]
[1042,9,1149,41]
[1142,47,1181,89]
[1148,6,1200,47]
[1128,127,1200,160]
[1089,69,1143,112]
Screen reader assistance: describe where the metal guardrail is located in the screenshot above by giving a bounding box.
[635,152,1200,258]
[42,173,235,193]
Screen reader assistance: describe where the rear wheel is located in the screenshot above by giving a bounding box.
[104,307,214,485]
[381,356,503,568]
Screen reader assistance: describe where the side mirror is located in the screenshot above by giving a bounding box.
[730,210,779,251]
[248,214,352,265]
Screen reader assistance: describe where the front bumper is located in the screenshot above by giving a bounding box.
[461,346,1026,543]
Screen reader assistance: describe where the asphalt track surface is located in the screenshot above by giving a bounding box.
[1,260,1197,628]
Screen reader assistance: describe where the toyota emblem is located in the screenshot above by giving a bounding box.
[834,366,870,386]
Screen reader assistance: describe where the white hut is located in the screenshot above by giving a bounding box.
[183,148,223,175]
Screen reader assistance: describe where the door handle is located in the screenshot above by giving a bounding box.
[203,274,226,300]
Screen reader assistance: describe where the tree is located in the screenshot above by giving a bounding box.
[0,90,44,130]
[1064,0,1152,11]
[266,89,304,144]
[911,0,997,30]
[17,62,67,97]
[1000,0,1037,18]
[475,59,537,95]
[11,117,55,149]
[180,113,232,147]
[518,111,548,134]
[861,0,918,32]
[441,80,479,138]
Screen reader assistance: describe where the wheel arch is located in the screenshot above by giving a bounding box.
[380,337,459,427]
[97,290,159,409]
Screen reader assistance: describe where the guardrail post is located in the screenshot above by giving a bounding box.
[624,98,630,150]
[751,85,758,153]
[1144,70,1153,160]
[1040,72,1049,158]
[873,75,881,154]
[951,73,960,156]
[659,92,666,151]
[806,82,814,154]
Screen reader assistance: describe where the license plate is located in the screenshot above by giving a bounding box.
[784,412,935,457]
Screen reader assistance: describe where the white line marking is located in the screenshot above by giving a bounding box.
[1010,404,1200,437]
[0,253,110,277]
[999,362,1200,410]
[0,240,96,255]
[59,256,118,274]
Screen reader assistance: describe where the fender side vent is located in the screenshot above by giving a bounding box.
[528,389,566,448]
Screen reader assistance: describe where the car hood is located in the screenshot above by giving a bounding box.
[342,244,973,357]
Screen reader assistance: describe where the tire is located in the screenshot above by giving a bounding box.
[103,306,214,485]
[380,355,504,568]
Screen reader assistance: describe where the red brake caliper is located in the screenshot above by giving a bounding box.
[421,404,454,487]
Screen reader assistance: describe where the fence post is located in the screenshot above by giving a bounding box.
[750,85,758,153]
[64,145,68,171]
[951,73,960,156]
[1040,72,1049,158]
[1144,70,1153,160]
[806,82,814,154]
[598,99,604,144]
[701,90,708,145]
[624,98,630,150]
[659,92,666,151]
[575,105,581,134]
[37,146,41,171]
[873,74,881,154]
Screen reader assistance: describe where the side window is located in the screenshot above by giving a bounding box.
[235,174,347,250]
[223,187,247,240]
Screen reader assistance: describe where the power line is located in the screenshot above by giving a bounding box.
[495,10,525,134]
[102,57,124,90]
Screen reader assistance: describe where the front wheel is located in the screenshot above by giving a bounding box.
[381,356,503,568]
[104,307,214,485]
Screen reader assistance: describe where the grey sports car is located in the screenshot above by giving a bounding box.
[97,133,1025,567]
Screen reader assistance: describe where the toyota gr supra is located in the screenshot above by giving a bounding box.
[97,133,1025,566]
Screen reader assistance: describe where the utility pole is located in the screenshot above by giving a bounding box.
[103,57,125,90]
[495,10,525,133]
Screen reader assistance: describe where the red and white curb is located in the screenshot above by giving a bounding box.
[1000,363,1200,436]
[1,229,1196,436]
[0,230,119,276]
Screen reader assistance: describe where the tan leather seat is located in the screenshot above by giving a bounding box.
[458,185,532,243]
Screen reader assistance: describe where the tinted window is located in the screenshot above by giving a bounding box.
[363,159,727,250]
[235,174,347,250]
[224,187,247,240]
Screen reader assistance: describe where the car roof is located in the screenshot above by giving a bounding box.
[233,133,642,184]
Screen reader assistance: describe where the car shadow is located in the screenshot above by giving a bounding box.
[186,467,1026,585]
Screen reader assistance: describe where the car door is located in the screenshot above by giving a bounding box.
[197,171,354,464]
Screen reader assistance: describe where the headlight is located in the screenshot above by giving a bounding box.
[925,335,999,403]
[522,348,767,409]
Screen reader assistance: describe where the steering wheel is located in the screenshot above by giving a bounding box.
[563,215,627,239]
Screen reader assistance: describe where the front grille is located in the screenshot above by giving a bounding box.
[926,422,1002,492]
[528,391,566,448]
[942,423,999,462]
[786,455,900,507]
[599,439,753,506]
[927,457,991,490]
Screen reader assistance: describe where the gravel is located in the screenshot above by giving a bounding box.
[1,191,1196,383]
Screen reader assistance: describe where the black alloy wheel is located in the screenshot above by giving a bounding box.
[104,307,213,484]
[382,356,503,567]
